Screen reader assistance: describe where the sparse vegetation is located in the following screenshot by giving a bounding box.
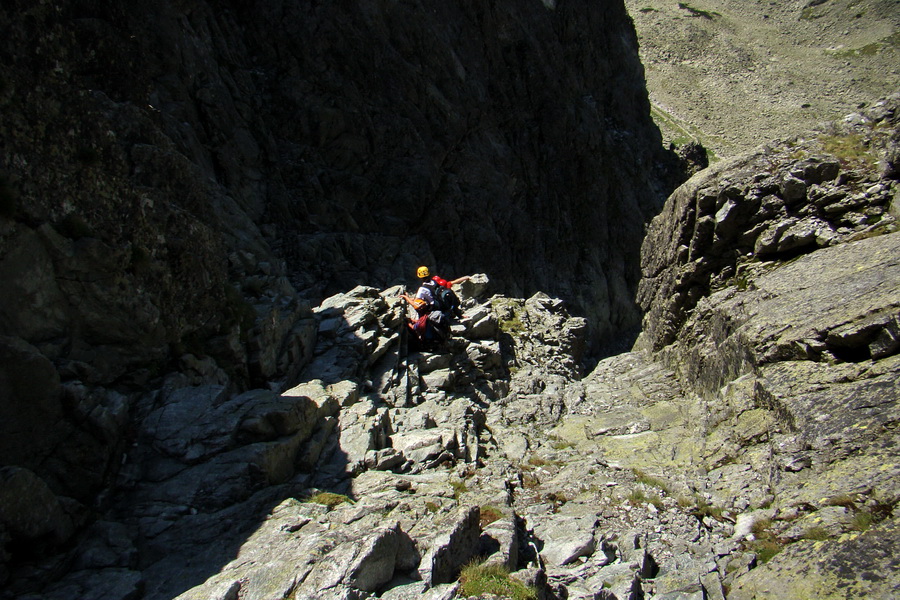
[745,518,784,564]
[633,469,673,495]
[651,103,715,160]
[751,518,772,537]
[498,312,525,335]
[626,488,647,505]
[546,491,570,510]
[425,501,440,513]
[748,538,784,564]
[677,495,695,509]
[521,471,540,489]
[493,298,528,336]
[459,560,538,600]
[829,31,900,58]
[690,496,726,521]
[818,133,876,169]
[824,494,857,509]
[801,526,829,541]
[306,492,354,508]
[549,437,574,450]
[800,7,819,21]
[450,479,468,500]
[850,511,874,531]
[480,505,504,527]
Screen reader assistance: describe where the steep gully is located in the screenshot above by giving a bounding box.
[1,1,899,599]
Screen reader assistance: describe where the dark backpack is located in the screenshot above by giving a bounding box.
[409,310,450,351]
[423,281,462,318]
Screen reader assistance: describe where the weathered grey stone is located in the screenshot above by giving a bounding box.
[729,519,900,600]
[421,368,454,392]
[337,400,393,473]
[481,515,519,570]
[458,273,491,300]
[420,505,481,585]
[533,510,600,567]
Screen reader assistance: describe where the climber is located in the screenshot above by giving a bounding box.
[399,265,471,351]
[400,265,470,317]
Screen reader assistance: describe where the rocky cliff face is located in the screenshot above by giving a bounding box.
[0,0,675,588]
[3,97,898,599]
[4,1,898,599]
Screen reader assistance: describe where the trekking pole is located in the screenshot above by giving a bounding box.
[400,303,412,406]
[383,298,408,394]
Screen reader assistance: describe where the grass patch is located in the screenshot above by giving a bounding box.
[850,511,874,531]
[690,496,726,521]
[450,479,468,501]
[493,298,527,334]
[651,104,719,162]
[306,492,354,508]
[633,469,672,495]
[801,526,830,541]
[550,438,574,451]
[480,505,504,528]
[831,32,900,58]
[627,488,647,505]
[521,471,540,490]
[546,491,570,510]
[824,494,857,509]
[744,517,783,564]
[459,560,538,600]
[748,539,784,564]
[498,312,525,335]
[818,133,876,169]
[751,518,772,537]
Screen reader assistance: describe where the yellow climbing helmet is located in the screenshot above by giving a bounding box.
[416,266,430,278]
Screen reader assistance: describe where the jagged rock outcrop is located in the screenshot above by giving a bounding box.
[7,96,899,598]
[637,96,900,353]
[4,0,898,597]
[4,275,583,599]
[0,0,679,587]
[624,97,900,598]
